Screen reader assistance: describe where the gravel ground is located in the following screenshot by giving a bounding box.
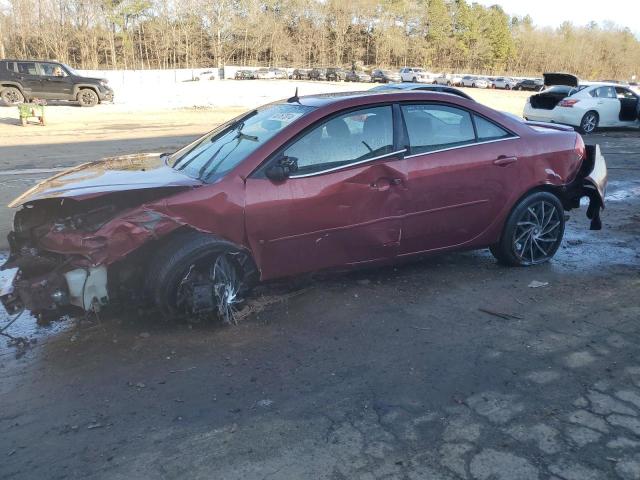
[0,81,639,479]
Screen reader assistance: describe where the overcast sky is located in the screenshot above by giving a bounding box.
[474,0,640,35]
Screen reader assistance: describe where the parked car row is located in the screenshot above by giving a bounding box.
[229,66,548,91]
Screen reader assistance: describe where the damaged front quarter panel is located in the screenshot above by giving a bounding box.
[1,173,249,317]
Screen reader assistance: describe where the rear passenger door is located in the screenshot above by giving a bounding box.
[13,61,43,98]
[398,103,520,255]
[592,86,620,126]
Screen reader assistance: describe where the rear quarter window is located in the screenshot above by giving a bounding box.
[474,115,512,141]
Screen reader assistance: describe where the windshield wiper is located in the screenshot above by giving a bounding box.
[196,121,259,180]
[172,110,259,171]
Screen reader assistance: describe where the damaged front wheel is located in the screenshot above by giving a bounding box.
[147,231,257,323]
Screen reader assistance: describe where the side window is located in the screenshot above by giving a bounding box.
[616,87,636,100]
[39,63,67,77]
[5,62,16,72]
[16,62,37,75]
[284,106,394,176]
[474,115,512,141]
[401,104,475,154]
[593,86,616,99]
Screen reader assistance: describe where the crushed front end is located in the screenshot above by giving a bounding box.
[0,192,183,319]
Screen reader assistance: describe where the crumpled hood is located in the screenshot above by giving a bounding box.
[9,153,202,208]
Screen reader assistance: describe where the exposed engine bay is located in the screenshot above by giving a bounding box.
[1,189,183,318]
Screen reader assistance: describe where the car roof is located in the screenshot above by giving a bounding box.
[278,89,475,109]
[581,82,629,88]
[368,83,474,100]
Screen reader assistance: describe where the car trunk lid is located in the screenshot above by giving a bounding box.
[543,73,579,87]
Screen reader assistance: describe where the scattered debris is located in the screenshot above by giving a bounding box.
[139,332,150,338]
[528,280,549,288]
[232,288,310,323]
[479,308,524,321]
[87,423,104,430]
[169,366,196,374]
[256,399,274,408]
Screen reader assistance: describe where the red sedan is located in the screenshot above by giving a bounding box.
[0,91,607,322]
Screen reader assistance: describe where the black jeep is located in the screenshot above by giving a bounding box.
[0,59,114,107]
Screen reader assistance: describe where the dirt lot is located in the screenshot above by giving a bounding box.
[1,81,640,479]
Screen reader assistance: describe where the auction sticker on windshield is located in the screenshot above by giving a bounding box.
[268,112,305,123]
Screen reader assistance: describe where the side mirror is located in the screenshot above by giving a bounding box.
[266,156,298,182]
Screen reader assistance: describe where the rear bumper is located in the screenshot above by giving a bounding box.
[522,104,555,122]
[565,144,607,230]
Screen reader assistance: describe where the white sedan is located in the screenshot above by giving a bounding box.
[523,73,640,134]
[493,77,518,89]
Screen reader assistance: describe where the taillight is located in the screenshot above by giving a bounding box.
[559,99,579,107]
[575,134,585,160]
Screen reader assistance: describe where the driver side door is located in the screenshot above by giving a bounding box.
[37,62,74,100]
[244,105,408,280]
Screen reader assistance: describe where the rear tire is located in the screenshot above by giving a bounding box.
[77,88,99,107]
[579,111,599,134]
[490,191,565,266]
[1,87,24,105]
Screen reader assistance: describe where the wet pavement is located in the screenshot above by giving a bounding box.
[1,130,639,479]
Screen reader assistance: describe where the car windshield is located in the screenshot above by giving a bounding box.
[62,63,79,75]
[168,103,315,183]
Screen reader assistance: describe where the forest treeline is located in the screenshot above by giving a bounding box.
[1,0,638,79]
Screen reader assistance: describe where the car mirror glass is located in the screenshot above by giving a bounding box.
[266,156,298,182]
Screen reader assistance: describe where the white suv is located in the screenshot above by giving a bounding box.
[400,67,433,83]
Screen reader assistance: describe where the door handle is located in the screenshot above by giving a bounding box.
[493,156,517,167]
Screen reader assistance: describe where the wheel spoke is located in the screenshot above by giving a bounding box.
[542,220,560,236]
[533,238,548,257]
[542,206,556,230]
[527,206,540,225]
[515,226,533,244]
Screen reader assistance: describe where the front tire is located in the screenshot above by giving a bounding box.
[579,111,599,134]
[147,231,257,323]
[77,88,99,107]
[1,87,25,105]
[490,191,565,266]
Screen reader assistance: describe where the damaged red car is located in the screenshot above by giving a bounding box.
[0,91,607,322]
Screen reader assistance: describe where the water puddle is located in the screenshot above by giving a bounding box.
[605,181,640,202]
